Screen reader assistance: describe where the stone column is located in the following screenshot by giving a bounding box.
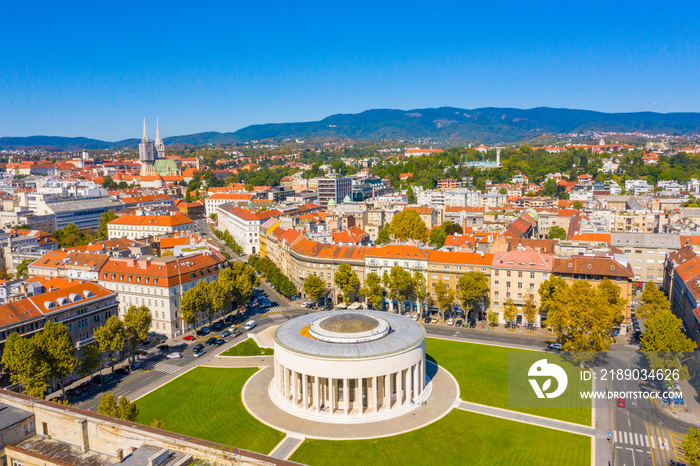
[283,366,289,399]
[331,379,337,413]
[302,373,308,410]
[292,371,299,405]
[372,376,378,413]
[314,376,320,412]
[406,366,413,402]
[344,378,349,414]
[397,369,403,406]
[414,363,420,397]
[384,373,391,410]
[356,378,362,414]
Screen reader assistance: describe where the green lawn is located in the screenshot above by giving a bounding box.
[219,338,274,356]
[426,338,591,425]
[136,367,284,454]
[290,409,591,466]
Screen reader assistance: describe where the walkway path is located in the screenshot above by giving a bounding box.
[269,435,305,460]
[456,400,595,436]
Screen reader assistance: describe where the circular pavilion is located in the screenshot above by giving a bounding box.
[271,309,429,422]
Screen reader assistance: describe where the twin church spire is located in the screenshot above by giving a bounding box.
[139,118,165,163]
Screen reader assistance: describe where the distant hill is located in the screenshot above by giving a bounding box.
[4,106,700,150]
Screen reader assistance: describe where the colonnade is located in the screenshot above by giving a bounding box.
[273,360,426,415]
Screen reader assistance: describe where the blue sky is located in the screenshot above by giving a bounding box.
[2,1,699,140]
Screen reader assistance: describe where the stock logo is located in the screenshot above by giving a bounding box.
[528,359,568,399]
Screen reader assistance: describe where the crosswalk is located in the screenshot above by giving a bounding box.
[613,431,669,450]
[265,305,302,314]
[144,361,182,374]
[624,343,641,350]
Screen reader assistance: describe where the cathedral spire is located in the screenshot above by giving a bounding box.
[154,117,165,159]
[142,117,148,142]
[156,118,162,144]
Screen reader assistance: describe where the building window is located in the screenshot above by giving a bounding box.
[518,271,523,278]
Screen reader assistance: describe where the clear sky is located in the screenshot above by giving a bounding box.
[2,1,699,140]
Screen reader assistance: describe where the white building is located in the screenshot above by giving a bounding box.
[625,179,653,196]
[204,193,254,218]
[97,251,228,338]
[216,204,282,255]
[107,212,196,240]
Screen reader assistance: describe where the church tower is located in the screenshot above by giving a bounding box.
[154,118,165,159]
[139,118,155,163]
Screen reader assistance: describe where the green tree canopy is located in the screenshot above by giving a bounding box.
[503,298,517,324]
[642,309,696,379]
[123,305,152,364]
[682,427,700,466]
[376,224,391,245]
[33,321,78,397]
[93,316,125,374]
[388,210,429,242]
[638,281,670,318]
[180,280,211,328]
[52,223,95,249]
[96,210,117,240]
[382,266,414,313]
[434,281,454,320]
[457,272,489,313]
[1,332,50,398]
[304,274,327,303]
[15,259,32,279]
[78,344,102,379]
[547,226,567,240]
[359,272,384,310]
[334,263,360,305]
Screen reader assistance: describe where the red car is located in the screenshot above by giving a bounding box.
[617,397,625,408]
[183,335,195,341]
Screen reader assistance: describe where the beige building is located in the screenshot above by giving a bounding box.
[611,233,681,283]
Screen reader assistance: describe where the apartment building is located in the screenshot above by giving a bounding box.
[28,250,110,281]
[664,250,700,344]
[0,280,118,388]
[107,212,196,240]
[216,204,283,255]
[611,233,681,284]
[97,251,228,338]
[610,211,657,233]
[35,196,124,230]
[490,249,554,325]
[316,174,352,206]
[204,193,255,217]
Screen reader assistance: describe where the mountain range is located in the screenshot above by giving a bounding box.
[3,106,700,151]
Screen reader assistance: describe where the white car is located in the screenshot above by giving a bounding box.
[167,352,183,359]
[193,350,205,358]
[411,314,419,321]
[244,320,257,331]
[446,318,454,326]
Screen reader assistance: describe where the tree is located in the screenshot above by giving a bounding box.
[96,210,117,240]
[382,266,414,313]
[97,393,118,417]
[596,279,626,322]
[545,280,622,361]
[547,226,567,240]
[208,280,231,323]
[334,263,359,305]
[117,395,139,421]
[457,272,489,319]
[376,225,391,245]
[538,276,568,320]
[34,321,78,397]
[304,275,327,304]
[413,271,428,316]
[488,311,499,326]
[93,316,125,375]
[15,259,32,279]
[1,332,50,398]
[52,223,95,249]
[360,272,384,310]
[78,344,102,379]
[429,228,448,248]
[642,309,696,379]
[406,185,415,204]
[572,200,584,209]
[682,427,700,466]
[503,298,517,326]
[97,393,139,421]
[434,281,454,321]
[638,281,669,318]
[388,210,429,242]
[180,280,211,329]
[123,305,152,364]
[523,296,538,329]
[151,419,166,430]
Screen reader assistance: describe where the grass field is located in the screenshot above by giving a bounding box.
[426,338,591,425]
[136,367,284,454]
[219,338,274,356]
[290,409,591,466]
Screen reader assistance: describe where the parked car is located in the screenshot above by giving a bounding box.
[446,318,455,326]
[221,330,231,338]
[423,317,431,323]
[66,387,82,397]
[673,397,685,405]
[196,327,211,336]
[193,350,205,358]
[211,322,224,331]
[182,335,195,341]
[135,349,148,356]
[455,319,463,327]
[214,339,225,347]
[244,320,257,331]
[430,318,439,324]
[549,342,562,351]
[167,352,183,359]
[157,344,169,352]
[115,366,131,376]
[192,344,205,352]
[205,337,217,346]
[468,320,477,328]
